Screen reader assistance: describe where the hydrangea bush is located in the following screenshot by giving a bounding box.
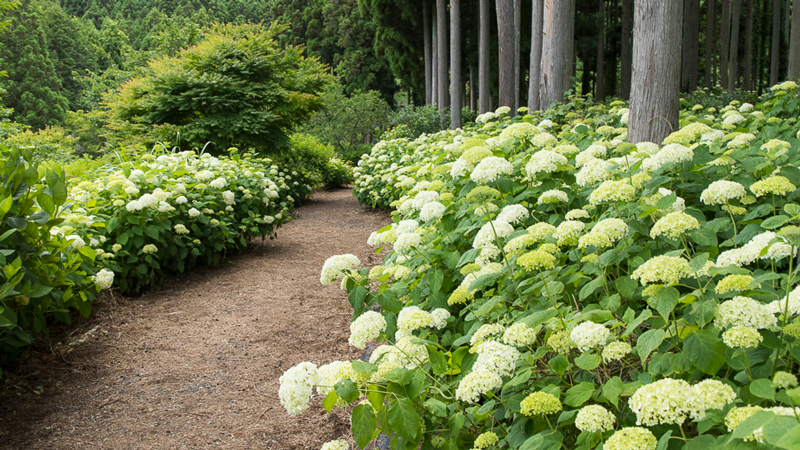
[281,83,800,450]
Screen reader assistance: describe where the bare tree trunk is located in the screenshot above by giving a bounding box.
[451,0,462,128]
[470,63,477,110]
[681,0,700,92]
[424,0,433,105]
[596,0,606,100]
[528,0,543,110]
[497,0,515,111]
[514,0,521,110]
[629,0,683,144]
[432,12,438,107]
[744,0,754,89]
[437,0,449,113]
[720,0,732,88]
[771,0,781,85]
[620,0,633,99]
[728,0,741,89]
[705,0,716,88]
[789,0,800,79]
[479,0,491,113]
[540,0,576,107]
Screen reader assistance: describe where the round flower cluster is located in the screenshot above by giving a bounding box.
[715,274,756,294]
[722,113,746,127]
[769,287,800,316]
[693,379,737,410]
[279,361,319,416]
[472,340,520,378]
[527,222,557,241]
[556,220,585,246]
[575,405,616,433]
[174,224,190,235]
[470,323,505,347]
[320,254,361,285]
[700,180,747,205]
[589,180,636,205]
[641,143,694,172]
[715,296,777,329]
[579,218,628,249]
[503,322,537,347]
[93,269,115,290]
[631,255,691,286]
[566,209,591,220]
[538,189,569,205]
[520,391,562,416]
[499,122,540,140]
[142,244,158,254]
[472,220,515,249]
[525,150,568,176]
[320,440,349,450]
[516,250,556,271]
[547,329,575,353]
[471,156,514,184]
[454,368,502,403]
[649,211,701,239]
[716,231,793,267]
[604,427,657,450]
[725,406,763,441]
[602,341,632,363]
[348,311,387,349]
[726,132,756,148]
[575,158,614,186]
[629,378,705,425]
[773,371,799,389]
[503,234,537,256]
[397,306,435,332]
[411,190,440,210]
[497,204,529,224]
[750,175,796,197]
[529,132,559,149]
[473,431,499,449]
[420,201,446,221]
[570,321,610,352]
[393,232,421,253]
[722,325,763,348]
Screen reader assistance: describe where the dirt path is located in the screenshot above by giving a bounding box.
[0,188,390,450]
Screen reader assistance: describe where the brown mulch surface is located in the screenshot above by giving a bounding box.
[0,188,390,450]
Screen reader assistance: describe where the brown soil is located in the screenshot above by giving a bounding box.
[0,188,390,450]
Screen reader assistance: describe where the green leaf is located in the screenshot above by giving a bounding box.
[383,368,413,385]
[519,435,544,450]
[772,424,800,450]
[334,379,359,404]
[575,352,601,371]
[474,296,502,317]
[456,248,481,268]
[684,329,726,375]
[654,287,679,319]
[351,404,377,449]
[784,203,800,217]
[351,360,378,374]
[507,367,532,387]
[689,253,709,272]
[424,398,447,417]
[656,431,672,450]
[750,378,776,400]
[733,410,775,440]
[388,398,419,442]
[51,180,67,206]
[615,276,638,299]
[469,273,501,292]
[427,346,447,375]
[655,193,677,210]
[323,390,339,413]
[6,216,26,230]
[549,354,568,375]
[36,192,55,216]
[762,215,791,230]
[565,382,595,407]
[636,329,666,361]
[624,309,652,336]
[602,376,623,407]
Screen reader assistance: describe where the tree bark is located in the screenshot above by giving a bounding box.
[720,0,731,88]
[421,1,433,105]
[705,0,716,89]
[771,0,781,86]
[479,0,491,113]
[496,0,515,112]
[432,11,438,108]
[789,0,800,79]
[596,0,606,100]
[514,0,521,110]
[744,0,754,90]
[528,0,543,110]
[681,0,700,92]
[540,0,576,107]
[437,0,448,112]
[629,0,683,144]
[620,0,633,99]
[451,0,462,128]
[424,0,433,105]
[728,0,741,89]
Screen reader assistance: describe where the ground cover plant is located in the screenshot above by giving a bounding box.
[280,82,800,450]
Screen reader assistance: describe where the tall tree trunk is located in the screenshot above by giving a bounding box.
[629,0,683,144]
[528,0,543,110]
[514,0,521,110]
[496,0,515,111]
[437,0,449,112]
[789,0,800,79]
[744,0,754,89]
[424,0,433,105]
[432,12,438,108]
[451,0,462,128]
[720,0,732,88]
[681,0,700,92]
[705,0,716,89]
[771,0,781,85]
[479,0,491,113]
[540,0,576,107]
[728,0,741,89]
[620,0,633,99]
[596,0,606,100]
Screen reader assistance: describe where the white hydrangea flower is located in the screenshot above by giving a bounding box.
[538,189,569,205]
[393,232,421,253]
[715,296,777,330]
[497,204,529,224]
[570,321,610,352]
[320,440,349,450]
[320,254,361,285]
[420,201,446,221]
[349,311,387,349]
[503,323,537,347]
[454,368,503,403]
[629,378,705,426]
[700,180,747,205]
[278,361,319,416]
[525,150,568,176]
[694,379,737,410]
[430,308,450,329]
[471,156,514,184]
[472,220,515,249]
[93,269,115,290]
[472,340,520,378]
[575,405,616,433]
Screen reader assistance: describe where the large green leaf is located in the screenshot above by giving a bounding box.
[351,404,377,449]
[388,397,419,442]
[565,382,595,407]
[636,329,666,361]
[684,329,726,375]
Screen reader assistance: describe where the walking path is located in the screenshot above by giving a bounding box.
[0,188,390,450]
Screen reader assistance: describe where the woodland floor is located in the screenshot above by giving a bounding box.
[0,188,390,450]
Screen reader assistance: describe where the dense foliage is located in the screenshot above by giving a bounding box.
[280,83,800,450]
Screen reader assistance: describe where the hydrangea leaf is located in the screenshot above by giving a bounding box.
[684,329,725,375]
[351,404,377,450]
[636,328,666,361]
[565,382,595,407]
[749,378,776,400]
